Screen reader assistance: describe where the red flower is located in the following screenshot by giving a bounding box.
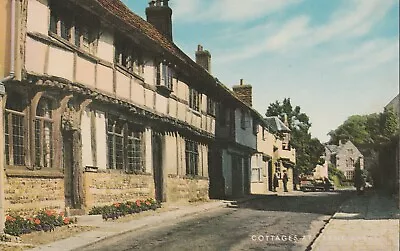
[63,218,70,224]
[28,217,34,223]
[5,215,15,222]
[145,201,151,206]
[135,200,141,207]
[113,203,120,208]
[59,212,65,217]
[34,218,41,225]
[45,210,53,216]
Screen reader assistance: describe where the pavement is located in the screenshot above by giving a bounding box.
[310,189,400,251]
[26,199,238,251]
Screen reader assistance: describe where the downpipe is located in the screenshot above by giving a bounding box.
[0,0,16,233]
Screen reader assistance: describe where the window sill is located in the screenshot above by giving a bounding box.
[188,108,201,117]
[156,85,173,96]
[5,167,64,179]
[115,64,145,82]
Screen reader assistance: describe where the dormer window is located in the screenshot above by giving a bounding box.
[156,62,173,91]
[49,2,98,54]
[114,36,144,76]
[189,87,200,112]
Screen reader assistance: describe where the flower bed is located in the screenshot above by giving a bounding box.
[4,210,73,236]
[88,198,161,220]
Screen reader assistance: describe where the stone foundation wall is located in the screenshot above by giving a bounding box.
[84,172,155,209]
[5,174,65,216]
[166,176,209,202]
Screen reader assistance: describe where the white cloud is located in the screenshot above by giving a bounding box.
[171,0,302,22]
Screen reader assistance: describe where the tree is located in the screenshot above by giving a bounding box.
[266,98,324,175]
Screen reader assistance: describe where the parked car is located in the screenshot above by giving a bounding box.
[300,178,334,192]
[313,178,335,191]
[300,179,315,192]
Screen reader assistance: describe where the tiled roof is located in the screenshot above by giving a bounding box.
[265,116,291,133]
[83,0,264,120]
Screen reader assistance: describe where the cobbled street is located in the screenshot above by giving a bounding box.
[79,190,353,251]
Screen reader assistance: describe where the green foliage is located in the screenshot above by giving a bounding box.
[4,210,72,236]
[266,98,324,175]
[328,164,346,185]
[88,198,161,220]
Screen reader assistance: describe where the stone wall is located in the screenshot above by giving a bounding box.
[84,172,155,209]
[166,176,209,202]
[4,174,65,216]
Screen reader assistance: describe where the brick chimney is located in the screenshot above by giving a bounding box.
[146,0,173,41]
[232,79,252,106]
[195,44,211,73]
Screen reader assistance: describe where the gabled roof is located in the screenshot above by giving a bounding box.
[265,116,291,133]
[325,145,338,153]
[80,0,266,122]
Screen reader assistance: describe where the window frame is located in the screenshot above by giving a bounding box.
[189,87,201,112]
[185,140,199,176]
[4,107,26,167]
[114,36,144,76]
[49,2,98,54]
[34,97,55,169]
[207,97,216,116]
[240,110,246,129]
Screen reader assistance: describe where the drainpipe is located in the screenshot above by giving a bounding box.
[0,0,16,233]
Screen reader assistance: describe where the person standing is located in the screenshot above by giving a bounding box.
[283,170,289,192]
[273,173,279,192]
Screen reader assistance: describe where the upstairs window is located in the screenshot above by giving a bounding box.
[240,110,246,129]
[207,98,216,116]
[252,119,258,135]
[156,62,173,90]
[115,36,144,75]
[49,3,98,54]
[189,88,200,112]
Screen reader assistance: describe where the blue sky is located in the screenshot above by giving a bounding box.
[123,0,399,142]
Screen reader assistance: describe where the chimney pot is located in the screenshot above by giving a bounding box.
[240,79,243,85]
[146,0,173,41]
[197,44,202,51]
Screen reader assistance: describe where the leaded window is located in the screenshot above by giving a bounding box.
[185,140,199,176]
[4,92,26,166]
[34,97,54,168]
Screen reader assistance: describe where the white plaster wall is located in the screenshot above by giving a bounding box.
[96,64,113,94]
[81,109,93,167]
[210,117,215,135]
[201,144,209,177]
[177,103,186,122]
[116,71,131,100]
[144,89,154,108]
[131,82,145,107]
[169,98,177,118]
[257,126,274,157]
[222,149,232,196]
[27,0,48,35]
[47,46,74,81]
[164,134,178,175]
[76,56,96,87]
[96,28,114,62]
[155,93,168,115]
[143,59,155,85]
[201,94,207,113]
[176,80,187,101]
[95,111,107,170]
[25,37,46,74]
[234,109,256,149]
[144,128,153,174]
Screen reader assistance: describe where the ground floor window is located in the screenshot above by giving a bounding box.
[4,111,25,166]
[185,140,199,175]
[107,117,145,172]
[345,170,355,181]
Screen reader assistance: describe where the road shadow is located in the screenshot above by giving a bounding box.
[236,189,400,220]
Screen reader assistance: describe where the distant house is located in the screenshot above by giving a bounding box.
[385,94,399,117]
[325,140,364,181]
